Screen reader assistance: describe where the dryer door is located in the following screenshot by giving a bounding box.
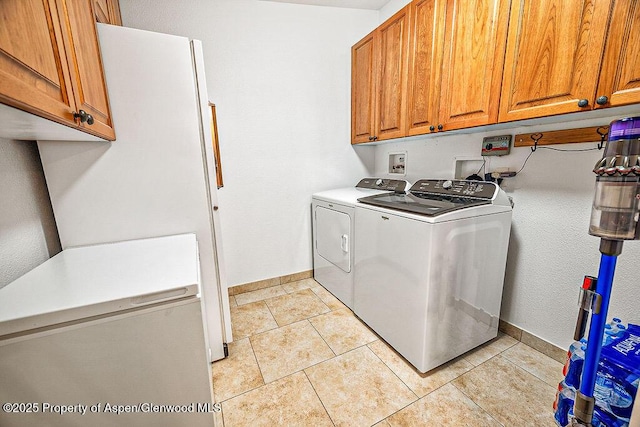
[315,206,351,273]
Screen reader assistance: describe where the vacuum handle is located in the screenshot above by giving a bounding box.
[574,308,589,341]
[574,276,597,341]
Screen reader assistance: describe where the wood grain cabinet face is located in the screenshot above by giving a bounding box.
[499,0,613,122]
[438,0,510,131]
[0,0,115,140]
[351,6,410,144]
[375,7,410,141]
[0,0,77,125]
[58,0,115,139]
[94,0,122,26]
[406,0,445,136]
[352,33,376,144]
[406,0,509,135]
[356,0,640,143]
[595,0,640,109]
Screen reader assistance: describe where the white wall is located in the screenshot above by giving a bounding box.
[371,108,640,350]
[119,0,639,350]
[0,139,61,288]
[379,0,411,21]
[119,0,377,286]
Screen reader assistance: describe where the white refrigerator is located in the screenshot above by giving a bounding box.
[37,24,231,362]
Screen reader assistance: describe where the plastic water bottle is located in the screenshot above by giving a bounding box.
[611,319,627,339]
[565,344,587,389]
[563,339,587,380]
[597,323,640,423]
[553,381,575,426]
[604,319,627,345]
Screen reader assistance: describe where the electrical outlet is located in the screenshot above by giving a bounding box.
[482,135,512,156]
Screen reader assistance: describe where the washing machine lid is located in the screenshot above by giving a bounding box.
[357,179,498,217]
[312,178,409,206]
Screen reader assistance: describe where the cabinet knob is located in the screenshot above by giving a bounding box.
[429,125,435,132]
[73,110,94,125]
[577,99,589,108]
[437,124,443,131]
[368,136,374,141]
[596,95,609,106]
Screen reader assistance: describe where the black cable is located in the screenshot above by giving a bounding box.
[516,150,534,174]
[516,145,600,174]
[475,157,486,175]
[538,146,600,152]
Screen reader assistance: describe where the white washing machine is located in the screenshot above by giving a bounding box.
[354,179,512,373]
[312,178,409,309]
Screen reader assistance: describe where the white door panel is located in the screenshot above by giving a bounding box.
[315,206,351,273]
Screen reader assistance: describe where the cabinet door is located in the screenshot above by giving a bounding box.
[406,0,446,136]
[108,0,123,26]
[439,0,510,131]
[499,0,612,122]
[374,6,410,141]
[58,0,115,140]
[595,0,640,109]
[351,33,376,144]
[0,0,77,125]
[94,0,122,26]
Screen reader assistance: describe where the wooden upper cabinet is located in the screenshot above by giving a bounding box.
[375,6,410,141]
[499,0,612,122]
[0,0,115,140]
[439,0,510,131]
[406,0,509,135]
[595,0,640,109]
[406,0,446,136]
[357,0,640,143]
[58,0,115,139]
[94,0,122,26]
[0,0,77,126]
[352,33,376,144]
[352,6,410,144]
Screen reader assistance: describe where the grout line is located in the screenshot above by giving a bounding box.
[497,355,557,393]
[302,370,337,427]
[499,347,562,388]
[251,319,336,385]
[307,317,338,357]
[228,270,313,296]
[366,341,419,402]
[233,284,287,306]
[449,377,507,427]
[247,335,266,389]
[212,339,265,404]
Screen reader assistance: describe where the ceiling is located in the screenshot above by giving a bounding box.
[258,0,392,10]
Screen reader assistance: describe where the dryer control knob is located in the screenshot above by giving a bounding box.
[375,179,383,186]
[442,180,453,189]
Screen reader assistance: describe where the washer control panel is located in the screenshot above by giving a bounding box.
[356,178,408,192]
[410,179,497,199]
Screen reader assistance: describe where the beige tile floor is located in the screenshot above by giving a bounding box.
[213,278,564,427]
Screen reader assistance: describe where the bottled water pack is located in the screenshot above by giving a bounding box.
[554,321,639,427]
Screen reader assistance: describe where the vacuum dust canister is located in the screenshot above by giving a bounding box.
[590,117,640,240]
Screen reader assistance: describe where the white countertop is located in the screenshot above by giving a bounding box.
[0,234,200,337]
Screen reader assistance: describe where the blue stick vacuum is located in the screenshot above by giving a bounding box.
[573,116,640,426]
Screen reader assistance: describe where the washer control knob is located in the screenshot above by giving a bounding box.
[442,180,453,189]
[375,178,383,186]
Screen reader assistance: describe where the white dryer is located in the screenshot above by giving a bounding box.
[312,178,409,309]
[354,179,512,373]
